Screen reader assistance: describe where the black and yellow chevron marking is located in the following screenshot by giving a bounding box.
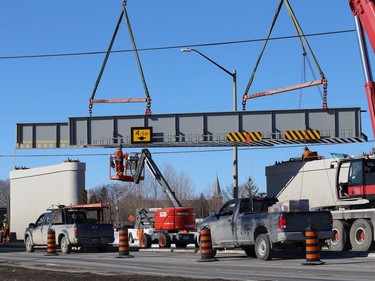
[284,129,320,140]
[226,131,262,142]
[81,189,88,204]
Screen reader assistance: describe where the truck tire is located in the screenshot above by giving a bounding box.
[25,235,34,253]
[255,234,273,261]
[349,219,373,252]
[158,233,171,248]
[329,220,350,251]
[140,233,152,248]
[60,236,71,254]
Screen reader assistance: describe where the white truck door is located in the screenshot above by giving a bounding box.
[41,212,53,244]
[32,214,46,245]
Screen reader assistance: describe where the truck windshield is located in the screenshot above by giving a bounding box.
[349,160,363,185]
[219,202,236,216]
[364,159,375,185]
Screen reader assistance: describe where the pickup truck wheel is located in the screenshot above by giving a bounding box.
[159,233,171,248]
[60,236,71,254]
[255,234,273,261]
[25,236,35,253]
[349,219,373,251]
[329,220,350,251]
[140,233,152,248]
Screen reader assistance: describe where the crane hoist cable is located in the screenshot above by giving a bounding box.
[242,0,327,111]
[284,0,327,109]
[88,0,151,117]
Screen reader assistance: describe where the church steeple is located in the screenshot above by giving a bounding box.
[213,175,223,199]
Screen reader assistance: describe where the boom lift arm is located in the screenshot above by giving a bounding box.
[133,149,182,208]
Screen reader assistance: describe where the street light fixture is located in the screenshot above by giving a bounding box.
[181,48,238,199]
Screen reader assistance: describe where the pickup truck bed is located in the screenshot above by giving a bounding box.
[197,197,332,260]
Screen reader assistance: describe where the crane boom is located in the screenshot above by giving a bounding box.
[134,149,182,208]
[349,0,375,137]
[349,0,375,53]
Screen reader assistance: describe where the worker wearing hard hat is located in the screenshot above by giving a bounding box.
[302,146,310,160]
[302,146,319,161]
[114,145,124,175]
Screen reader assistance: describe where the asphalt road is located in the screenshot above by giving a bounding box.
[1,243,375,281]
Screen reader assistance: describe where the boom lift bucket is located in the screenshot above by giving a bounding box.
[109,152,145,182]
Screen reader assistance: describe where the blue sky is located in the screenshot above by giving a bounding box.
[1,1,374,196]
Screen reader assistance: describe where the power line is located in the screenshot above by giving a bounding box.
[0,29,354,60]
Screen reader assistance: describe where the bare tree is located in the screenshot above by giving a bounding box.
[162,164,196,206]
[192,193,210,219]
[0,179,10,208]
[86,162,197,226]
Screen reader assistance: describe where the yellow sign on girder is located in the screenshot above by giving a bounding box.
[131,127,152,143]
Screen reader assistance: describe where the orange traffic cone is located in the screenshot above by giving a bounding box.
[117,228,134,258]
[45,229,58,256]
[302,225,324,265]
[197,226,218,262]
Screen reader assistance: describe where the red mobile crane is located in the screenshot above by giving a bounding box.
[110,149,196,248]
[349,0,375,137]
[263,2,375,253]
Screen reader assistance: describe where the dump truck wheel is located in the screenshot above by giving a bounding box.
[350,219,373,251]
[329,220,350,251]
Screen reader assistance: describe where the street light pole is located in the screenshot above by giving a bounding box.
[181,48,238,198]
[232,69,238,199]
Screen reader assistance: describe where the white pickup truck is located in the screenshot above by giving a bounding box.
[24,203,114,254]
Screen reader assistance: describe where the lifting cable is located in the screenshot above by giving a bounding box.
[284,0,327,110]
[242,0,327,111]
[88,0,151,116]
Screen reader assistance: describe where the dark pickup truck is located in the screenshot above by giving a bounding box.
[24,203,114,254]
[197,196,333,260]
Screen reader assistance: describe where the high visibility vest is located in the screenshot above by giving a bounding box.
[3,220,9,230]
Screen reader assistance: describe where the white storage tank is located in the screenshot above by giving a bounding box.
[9,161,86,240]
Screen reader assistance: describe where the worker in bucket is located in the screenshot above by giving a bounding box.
[302,146,311,160]
[302,146,319,161]
[114,144,124,175]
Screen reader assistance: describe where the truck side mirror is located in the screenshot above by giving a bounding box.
[29,223,36,228]
[210,211,217,217]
